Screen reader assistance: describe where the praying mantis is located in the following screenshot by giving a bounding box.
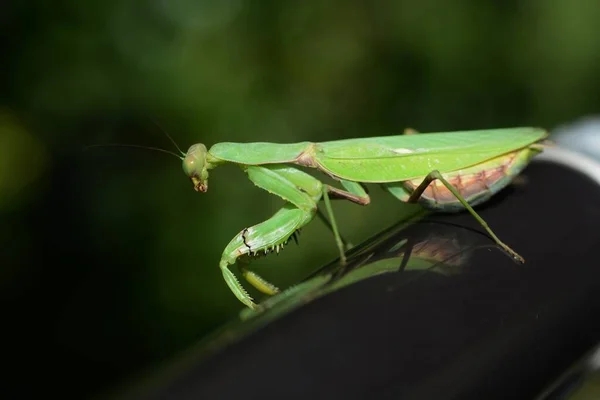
[179,127,549,309]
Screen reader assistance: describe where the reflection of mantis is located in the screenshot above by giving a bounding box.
[178,127,548,309]
[239,220,478,320]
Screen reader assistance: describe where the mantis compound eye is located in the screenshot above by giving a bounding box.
[182,143,209,192]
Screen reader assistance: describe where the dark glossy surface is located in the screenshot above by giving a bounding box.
[118,159,600,400]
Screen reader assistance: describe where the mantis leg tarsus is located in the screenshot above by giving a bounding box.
[407,170,525,264]
[240,267,281,296]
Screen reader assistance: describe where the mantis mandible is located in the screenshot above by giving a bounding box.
[179,127,548,309]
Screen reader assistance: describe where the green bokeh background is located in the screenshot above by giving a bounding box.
[3,0,600,396]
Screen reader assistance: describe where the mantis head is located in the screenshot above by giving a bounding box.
[183,143,210,192]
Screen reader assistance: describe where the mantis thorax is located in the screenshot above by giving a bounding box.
[183,143,210,192]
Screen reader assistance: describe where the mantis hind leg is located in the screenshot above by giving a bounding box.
[383,172,525,264]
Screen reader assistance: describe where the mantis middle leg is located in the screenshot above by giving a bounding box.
[319,179,370,261]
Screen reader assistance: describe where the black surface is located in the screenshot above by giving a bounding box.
[120,160,600,400]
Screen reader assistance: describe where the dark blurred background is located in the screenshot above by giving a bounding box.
[2,0,600,397]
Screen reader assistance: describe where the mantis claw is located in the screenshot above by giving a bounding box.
[218,205,314,308]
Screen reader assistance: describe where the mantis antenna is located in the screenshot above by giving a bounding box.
[83,143,183,160]
[84,117,186,160]
[148,117,186,156]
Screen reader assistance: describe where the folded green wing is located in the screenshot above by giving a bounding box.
[315,128,548,182]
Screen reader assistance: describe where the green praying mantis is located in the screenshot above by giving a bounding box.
[176,127,549,309]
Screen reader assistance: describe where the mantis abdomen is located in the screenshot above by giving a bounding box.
[397,146,543,211]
